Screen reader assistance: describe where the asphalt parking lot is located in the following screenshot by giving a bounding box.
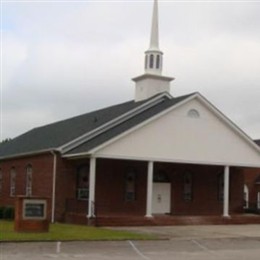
[1,225,260,260]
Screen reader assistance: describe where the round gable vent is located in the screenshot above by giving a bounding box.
[187,109,200,118]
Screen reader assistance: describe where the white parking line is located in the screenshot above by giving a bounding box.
[191,239,218,256]
[128,240,151,260]
[56,241,61,254]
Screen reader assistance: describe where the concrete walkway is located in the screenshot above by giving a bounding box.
[112,224,260,240]
[2,225,260,260]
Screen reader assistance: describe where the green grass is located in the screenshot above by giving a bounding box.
[0,221,156,242]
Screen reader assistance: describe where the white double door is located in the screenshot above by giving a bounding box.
[152,182,171,214]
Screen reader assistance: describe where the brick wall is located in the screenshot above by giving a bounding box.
[93,160,244,217]
[0,153,54,220]
[54,157,77,221]
[155,163,244,216]
[1,154,247,224]
[95,159,147,216]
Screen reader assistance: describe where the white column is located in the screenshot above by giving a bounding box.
[223,166,230,217]
[88,157,96,218]
[146,161,154,217]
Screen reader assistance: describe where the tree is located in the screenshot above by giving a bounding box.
[0,138,12,144]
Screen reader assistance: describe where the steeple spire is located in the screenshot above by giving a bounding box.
[132,0,174,102]
[145,0,163,75]
[149,0,159,50]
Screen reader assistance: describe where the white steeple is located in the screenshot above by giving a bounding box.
[145,0,163,75]
[150,0,159,50]
[132,0,174,102]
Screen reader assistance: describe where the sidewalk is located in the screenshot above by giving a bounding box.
[112,224,260,240]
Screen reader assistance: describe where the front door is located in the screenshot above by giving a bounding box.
[152,183,171,214]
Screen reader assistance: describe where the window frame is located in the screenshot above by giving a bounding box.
[244,184,249,209]
[149,54,154,69]
[257,192,260,210]
[183,171,193,202]
[125,169,137,202]
[156,54,160,69]
[76,164,89,201]
[0,169,2,195]
[26,164,33,197]
[10,167,16,197]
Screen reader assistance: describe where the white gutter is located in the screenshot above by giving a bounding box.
[51,151,57,223]
[0,148,55,161]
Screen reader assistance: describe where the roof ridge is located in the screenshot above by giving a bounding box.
[32,99,136,131]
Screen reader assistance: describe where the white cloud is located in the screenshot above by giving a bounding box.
[1,1,260,139]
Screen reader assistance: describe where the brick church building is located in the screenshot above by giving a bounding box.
[1,0,260,226]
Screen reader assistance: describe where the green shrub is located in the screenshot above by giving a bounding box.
[3,206,15,219]
[0,207,4,219]
[245,207,260,214]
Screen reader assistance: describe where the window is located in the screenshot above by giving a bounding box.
[26,165,33,197]
[188,109,200,118]
[0,169,2,195]
[77,165,89,200]
[154,170,169,183]
[125,169,136,202]
[183,172,193,201]
[149,54,154,69]
[257,192,260,210]
[145,55,148,69]
[10,167,16,197]
[156,55,160,69]
[218,173,224,202]
[244,185,249,209]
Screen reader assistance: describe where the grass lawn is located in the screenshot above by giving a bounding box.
[0,221,155,242]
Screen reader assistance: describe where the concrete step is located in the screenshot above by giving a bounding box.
[65,212,260,226]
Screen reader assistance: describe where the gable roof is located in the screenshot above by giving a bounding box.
[0,93,193,160]
[64,94,192,156]
[255,140,260,146]
[65,92,260,168]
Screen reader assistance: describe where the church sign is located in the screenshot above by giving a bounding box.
[15,196,50,232]
[23,199,47,219]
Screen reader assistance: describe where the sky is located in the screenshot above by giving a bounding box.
[1,0,260,141]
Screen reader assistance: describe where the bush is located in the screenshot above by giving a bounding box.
[244,207,260,215]
[0,207,4,219]
[0,206,15,219]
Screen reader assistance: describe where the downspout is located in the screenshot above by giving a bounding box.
[51,151,57,223]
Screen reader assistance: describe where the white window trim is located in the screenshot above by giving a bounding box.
[10,168,16,197]
[0,169,2,194]
[257,192,260,210]
[244,184,249,209]
[26,165,33,197]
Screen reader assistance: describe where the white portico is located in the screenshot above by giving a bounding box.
[87,91,260,219]
[70,0,260,221]
[62,0,260,224]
